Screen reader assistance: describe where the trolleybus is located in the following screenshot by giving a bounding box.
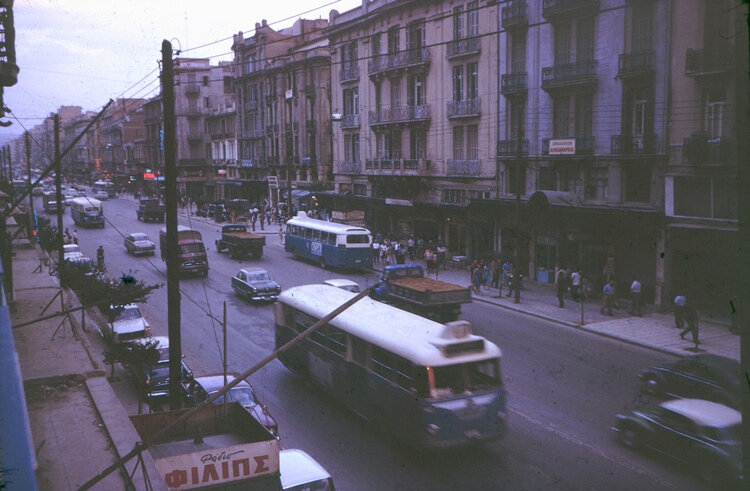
[284,211,371,269]
[92,180,116,198]
[69,197,104,228]
[274,284,507,447]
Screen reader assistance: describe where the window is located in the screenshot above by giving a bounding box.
[204,97,210,108]
[453,126,464,160]
[508,101,525,140]
[631,1,653,52]
[467,1,479,37]
[575,93,593,137]
[585,167,608,200]
[507,164,526,196]
[406,20,426,50]
[467,125,478,160]
[554,22,572,64]
[371,33,381,58]
[553,96,571,137]
[407,74,425,106]
[409,128,425,159]
[510,32,526,74]
[576,17,595,62]
[559,167,582,194]
[343,88,359,115]
[623,166,651,203]
[674,176,736,219]
[453,66,464,102]
[453,6,464,40]
[442,188,467,205]
[632,98,646,137]
[202,76,209,87]
[390,78,401,107]
[538,167,555,190]
[704,89,725,140]
[467,63,478,100]
[388,26,400,54]
[344,134,360,163]
[353,183,367,196]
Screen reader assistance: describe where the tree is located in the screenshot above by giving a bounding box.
[103,338,162,414]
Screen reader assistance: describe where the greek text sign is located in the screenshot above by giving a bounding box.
[548,139,576,155]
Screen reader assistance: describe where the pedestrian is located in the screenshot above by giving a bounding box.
[424,248,436,273]
[556,269,567,308]
[570,269,581,302]
[407,237,415,260]
[72,229,78,245]
[679,299,700,344]
[483,262,492,290]
[629,277,642,316]
[503,260,513,297]
[673,294,687,329]
[472,263,483,295]
[96,245,105,273]
[397,243,406,264]
[259,208,265,230]
[64,228,71,244]
[491,260,500,289]
[371,239,380,264]
[601,278,616,316]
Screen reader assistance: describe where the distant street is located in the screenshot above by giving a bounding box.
[38,193,711,490]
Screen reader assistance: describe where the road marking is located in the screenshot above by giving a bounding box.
[510,406,677,489]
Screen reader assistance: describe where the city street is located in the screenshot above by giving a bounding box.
[37,193,712,490]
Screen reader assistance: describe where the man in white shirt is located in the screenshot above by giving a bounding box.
[570,269,581,302]
[629,277,642,316]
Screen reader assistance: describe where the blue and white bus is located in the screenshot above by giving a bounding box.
[284,212,372,269]
[92,180,116,198]
[274,285,507,448]
[69,197,104,228]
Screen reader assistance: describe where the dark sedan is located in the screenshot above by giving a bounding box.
[231,268,281,302]
[613,398,742,486]
[639,354,740,408]
[127,359,193,409]
[124,232,156,256]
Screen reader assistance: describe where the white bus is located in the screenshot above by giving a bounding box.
[274,285,507,448]
[284,211,372,269]
[69,197,104,228]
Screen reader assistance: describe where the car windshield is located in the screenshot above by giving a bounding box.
[429,359,502,398]
[131,234,148,241]
[248,272,270,281]
[150,365,170,383]
[115,307,142,321]
[212,387,258,407]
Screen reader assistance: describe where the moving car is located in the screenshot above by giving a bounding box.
[62,244,83,261]
[613,398,742,485]
[323,278,360,293]
[124,232,156,256]
[279,449,335,490]
[639,354,740,408]
[93,190,109,200]
[183,373,278,436]
[231,268,281,302]
[101,303,151,344]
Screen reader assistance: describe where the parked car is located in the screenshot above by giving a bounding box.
[639,354,740,408]
[323,278,360,293]
[125,337,193,408]
[279,449,334,491]
[62,244,83,261]
[183,373,278,436]
[613,398,742,485]
[100,303,151,344]
[93,190,109,200]
[231,268,281,302]
[124,232,156,256]
[65,256,99,277]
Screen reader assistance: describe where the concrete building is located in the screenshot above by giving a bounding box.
[232,18,333,210]
[99,99,146,188]
[207,61,239,201]
[327,0,499,251]
[143,96,164,196]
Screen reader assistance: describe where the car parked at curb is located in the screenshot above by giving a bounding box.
[124,232,156,256]
[62,244,83,261]
[231,268,281,302]
[613,398,742,485]
[183,373,278,436]
[639,354,740,408]
[124,336,193,409]
[100,303,151,344]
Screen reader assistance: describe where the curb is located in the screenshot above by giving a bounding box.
[471,294,581,328]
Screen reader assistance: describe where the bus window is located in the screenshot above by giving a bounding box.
[467,360,502,390]
[370,346,393,380]
[346,234,370,244]
[312,229,321,241]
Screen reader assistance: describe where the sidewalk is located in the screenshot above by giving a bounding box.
[7,244,165,490]
[373,260,740,361]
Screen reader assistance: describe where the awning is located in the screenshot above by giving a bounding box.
[282,189,311,199]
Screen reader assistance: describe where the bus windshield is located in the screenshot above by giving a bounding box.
[429,359,501,398]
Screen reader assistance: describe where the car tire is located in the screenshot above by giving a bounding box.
[642,374,662,397]
[618,425,639,449]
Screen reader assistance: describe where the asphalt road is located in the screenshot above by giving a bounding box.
[38,193,712,490]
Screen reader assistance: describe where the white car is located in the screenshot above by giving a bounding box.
[323,278,361,293]
[93,190,109,200]
[102,303,151,343]
[62,244,83,261]
[279,449,334,490]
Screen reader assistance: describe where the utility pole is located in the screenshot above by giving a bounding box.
[162,40,182,411]
[54,115,63,268]
[25,133,33,241]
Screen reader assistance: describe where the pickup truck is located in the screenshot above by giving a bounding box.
[136,198,165,222]
[216,223,265,259]
[371,264,472,322]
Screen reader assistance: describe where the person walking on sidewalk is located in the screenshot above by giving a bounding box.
[96,245,105,274]
[570,269,581,302]
[629,277,643,316]
[556,269,567,308]
[601,278,616,316]
[679,300,700,344]
[673,294,687,329]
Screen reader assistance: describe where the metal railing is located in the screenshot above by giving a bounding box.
[501,72,528,95]
[340,63,360,83]
[337,161,361,174]
[497,139,529,157]
[368,48,430,76]
[685,48,733,75]
[447,98,480,118]
[341,113,360,129]
[368,104,431,125]
[682,134,731,164]
[542,60,597,89]
[610,134,655,155]
[618,50,655,78]
[446,37,481,58]
[502,0,528,28]
[446,160,480,176]
[542,0,599,19]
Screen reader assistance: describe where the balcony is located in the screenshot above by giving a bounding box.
[265,124,278,136]
[368,104,431,126]
[364,158,431,176]
[542,136,594,155]
[682,134,732,165]
[617,50,655,80]
[247,129,265,139]
[211,132,235,140]
[497,139,529,157]
[446,37,481,59]
[368,48,430,77]
[447,98,480,119]
[446,160,480,176]
[541,60,597,91]
[502,1,528,29]
[610,134,656,155]
[341,113,360,129]
[184,84,200,97]
[542,0,599,20]
[337,161,361,174]
[340,63,360,83]
[685,48,733,79]
[501,72,528,97]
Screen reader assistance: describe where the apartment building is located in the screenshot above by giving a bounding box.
[99,98,146,188]
[232,18,332,209]
[205,61,239,201]
[328,0,499,253]
[663,0,747,311]
[61,110,97,183]
[143,96,165,196]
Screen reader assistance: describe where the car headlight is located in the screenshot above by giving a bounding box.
[144,324,151,336]
[426,424,440,436]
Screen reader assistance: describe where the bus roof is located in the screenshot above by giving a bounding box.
[287,212,371,235]
[69,197,102,208]
[278,285,501,366]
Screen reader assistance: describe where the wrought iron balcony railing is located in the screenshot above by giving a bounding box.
[541,60,597,90]
[341,113,360,129]
[685,48,733,76]
[618,50,655,79]
[446,160,480,176]
[610,134,655,155]
[497,139,529,157]
[682,134,731,164]
[368,104,431,126]
[501,72,528,96]
[502,0,528,29]
[337,161,361,174]
[447,98,480,118]
[368,48,430,76]
[542,0,599,20]
[339,63,360,83]
[446,37,481,59]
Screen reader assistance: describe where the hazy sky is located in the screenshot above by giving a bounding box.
[2,0,360,137]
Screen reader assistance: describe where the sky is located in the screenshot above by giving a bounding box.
[2,0,361,138]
